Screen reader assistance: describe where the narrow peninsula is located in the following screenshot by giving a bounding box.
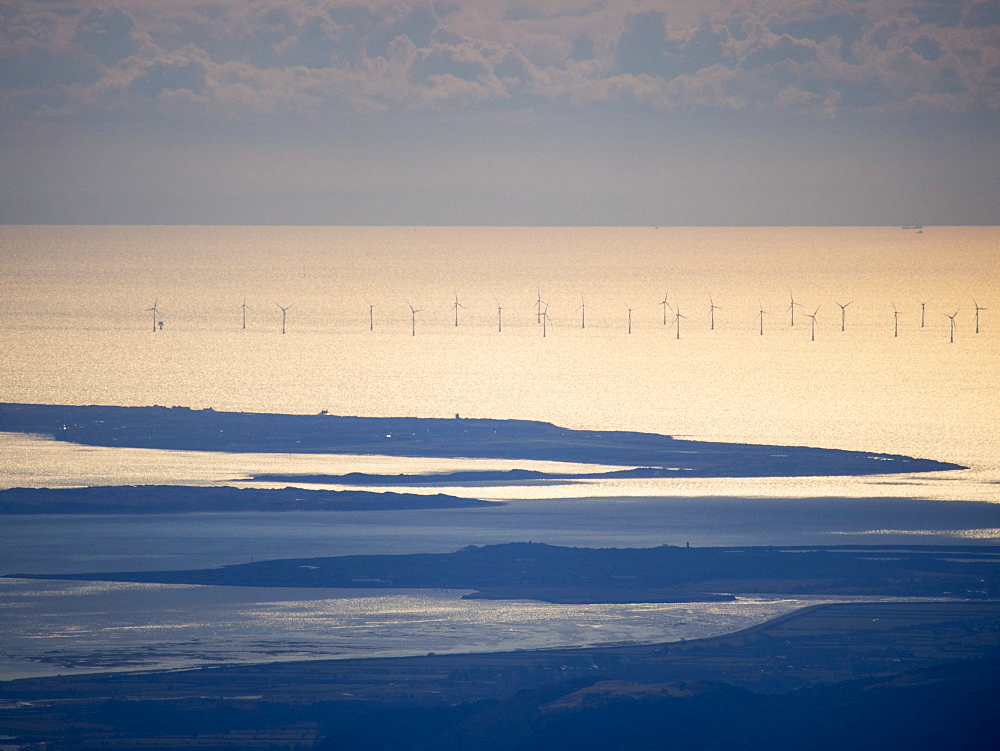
[0,403,965,477]
[0,485,494,515]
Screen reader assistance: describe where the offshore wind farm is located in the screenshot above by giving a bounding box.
[143,288,984,342]
[130,258,984,345]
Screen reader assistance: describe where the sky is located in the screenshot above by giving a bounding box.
[1,0,998,226]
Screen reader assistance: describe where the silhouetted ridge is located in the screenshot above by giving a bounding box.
[12,542,999,603]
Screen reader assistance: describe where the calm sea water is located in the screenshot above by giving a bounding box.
[0,225,997,678]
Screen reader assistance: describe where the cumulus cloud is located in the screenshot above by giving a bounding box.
[77,7,139,66]
[0,0,997,122]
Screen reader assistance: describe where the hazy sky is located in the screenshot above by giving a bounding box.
[2,0,998,225]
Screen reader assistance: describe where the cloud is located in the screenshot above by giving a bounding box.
[0,3,101,90]
[743,34,819,68]
[0,0,997,124]
[77,7,139,66]
[128,52,208,98]
[964,1,1000,27]
[614,12,734,78]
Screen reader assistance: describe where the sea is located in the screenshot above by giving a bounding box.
[0,225,997,680]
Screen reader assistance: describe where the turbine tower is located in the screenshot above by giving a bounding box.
[918,300,929,328]
[835,301,851,332]
[626,303,633,334]
[145,300,160,332]
[368,302,375,331]
[661,292,672,325]
[709,296,720,331]
[408,303,422,337]
[452,293,464,327]
[892,303,900,338]
[974,300,986,334]
[535,289,546,324]
[275,303,290,334]
[673,306,686,339]
[758,303,767,336]
[241,298,250,330]
[944,310,958,343]
[805,306,819,341]
[541,305,552,338]
[495,299,503,333]
[578,295,588,329]
[788,292,802,326]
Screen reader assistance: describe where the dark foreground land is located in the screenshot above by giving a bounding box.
[0,402,964,477]
[2,601,999,750]
[13,542,1000,603]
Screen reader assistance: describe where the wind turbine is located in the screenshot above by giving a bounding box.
[788,292,802,326]
[944,310,958,343]
[758,303,767,336]
[495,299,503,333]
[145,300,160,332]
[835,301,851,332]
[541,304,552,338]
[974,300,986,334]
[673,306,686,340]
[660,292,672,325]
[805,306,819,341]
[534,289,546,324]
[408,303,422,337]
[275,303,290,334]
[240,298,250,330]
[367,302,375,331]
[892,303,900,338]
[709,296,720,331]
[578,295,588,329]
[452,293,464,327]
[918,300,929,328]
